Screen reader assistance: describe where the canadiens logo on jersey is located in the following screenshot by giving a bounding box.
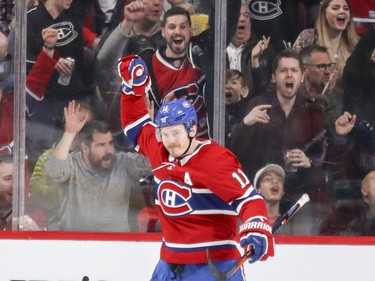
[153,48,208,136]
[164,83,202,109]
[49,22,78,47]
[172,58,184,68]
[247,0,282,21]
[158,180,193,217]
[163,83,207,137]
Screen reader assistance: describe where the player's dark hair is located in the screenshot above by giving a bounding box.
[79,121,111,146]
[272,48,302,74]
[162,6,191,27]
[300,44,329,65]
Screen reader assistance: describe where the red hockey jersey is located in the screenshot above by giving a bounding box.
[151,48,209,138]
[0,49,58,152]
[121,93,268,264]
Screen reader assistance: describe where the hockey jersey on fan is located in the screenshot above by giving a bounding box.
[120,93,268,264]
[27,2,89,101]
[150,46,209,138]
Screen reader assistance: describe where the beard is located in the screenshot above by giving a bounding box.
[167,38,188,57]
[0,191,12,211]
[319,78,330,91]
[88,152,114,171]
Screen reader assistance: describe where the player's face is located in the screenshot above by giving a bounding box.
[325,0,351,32]
[159,124,191,158]
[141,0,163,23]
[83,131,115,170]
[273,57,302,100]
[0,162,13,211]
[232,3,251,46]
[257,171,284,204]
[162,14,192,58]
[305,51,333,91]
[225,77,248,105]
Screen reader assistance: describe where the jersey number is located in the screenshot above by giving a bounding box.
[232,169,250,189]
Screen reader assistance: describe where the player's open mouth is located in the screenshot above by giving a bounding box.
[225,92,233,98]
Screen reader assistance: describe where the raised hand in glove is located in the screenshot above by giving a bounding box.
[239,216,274,263]
[118,54,151,96]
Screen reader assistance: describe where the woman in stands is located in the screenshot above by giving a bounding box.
[293,0,359,82]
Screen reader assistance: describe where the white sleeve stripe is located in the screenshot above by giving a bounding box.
[236,195,263,213]
[123,113,150,135]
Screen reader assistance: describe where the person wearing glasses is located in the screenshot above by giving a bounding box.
[299,44,343,137]
[292,0,359,83]
[228,50,328,223]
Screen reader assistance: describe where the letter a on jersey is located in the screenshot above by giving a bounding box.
[184,172,193,186]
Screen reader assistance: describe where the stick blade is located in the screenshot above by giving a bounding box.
[299,193,310,207]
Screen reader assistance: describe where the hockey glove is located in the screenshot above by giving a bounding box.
[239,216,274,263]
[118,54,151,96]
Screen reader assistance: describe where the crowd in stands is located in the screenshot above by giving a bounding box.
[1,0,375,235]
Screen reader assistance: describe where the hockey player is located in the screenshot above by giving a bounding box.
[118,54,274,280]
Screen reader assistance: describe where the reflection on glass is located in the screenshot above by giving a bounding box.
[3,0,373,236]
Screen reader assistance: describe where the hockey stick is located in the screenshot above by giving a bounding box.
[207,193,310,281]
[272,193,310,233]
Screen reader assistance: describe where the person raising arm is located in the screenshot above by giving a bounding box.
[118,54,274,280]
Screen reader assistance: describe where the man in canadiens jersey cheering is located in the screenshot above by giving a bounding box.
[118,54,274,280]
[148,6,209,138]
